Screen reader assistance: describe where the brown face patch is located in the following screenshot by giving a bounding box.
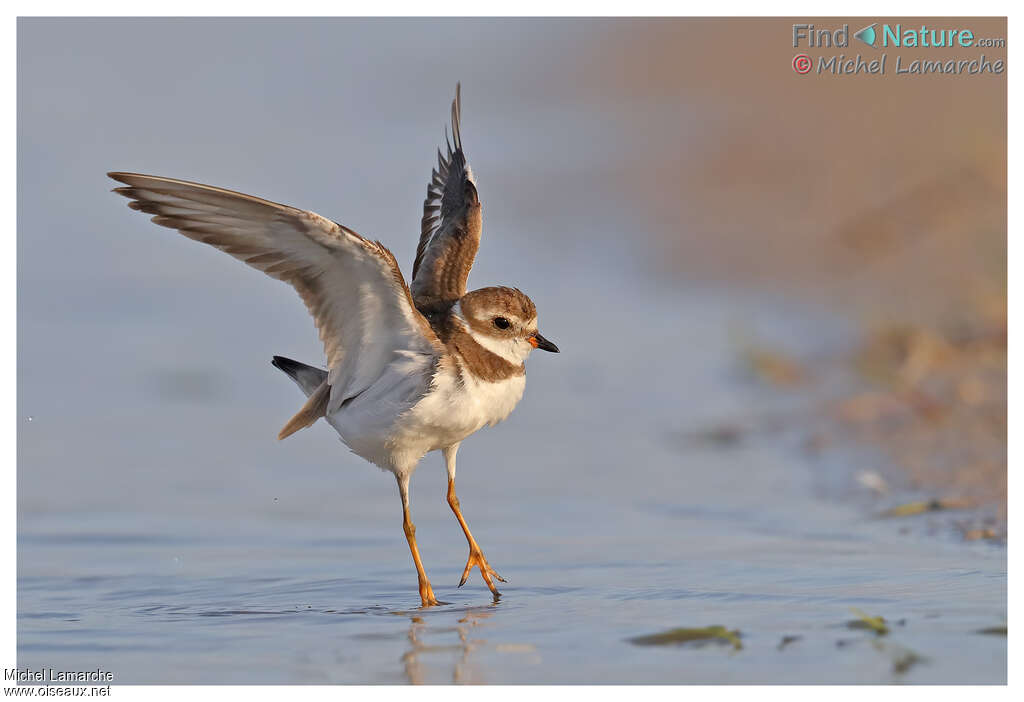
[430,301,526,382]
[458,287,538,338]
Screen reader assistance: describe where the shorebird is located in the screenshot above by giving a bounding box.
[109,84,558,607]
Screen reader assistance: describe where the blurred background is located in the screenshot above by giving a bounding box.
[18,18,1005,684]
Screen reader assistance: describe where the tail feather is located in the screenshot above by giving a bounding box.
[277,380,330,440]
[271,355,328,396]
[271,356,330,439]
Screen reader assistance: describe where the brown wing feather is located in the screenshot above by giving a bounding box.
[109,172,441,415]
[411,83,482,312]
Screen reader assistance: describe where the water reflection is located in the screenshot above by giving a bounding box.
[401,607,496,684]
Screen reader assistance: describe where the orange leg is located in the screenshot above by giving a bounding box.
[447,478,506,596]
[398,475,439,608]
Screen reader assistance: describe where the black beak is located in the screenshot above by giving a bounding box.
[530,331,559,353]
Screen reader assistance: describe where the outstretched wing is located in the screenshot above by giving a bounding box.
[109,172,441,412]
[411,83,482,312]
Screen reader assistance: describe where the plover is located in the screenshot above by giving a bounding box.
[109,84,558,607]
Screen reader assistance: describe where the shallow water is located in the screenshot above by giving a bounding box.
[17,273,1007,684]
[17,18,1006,684]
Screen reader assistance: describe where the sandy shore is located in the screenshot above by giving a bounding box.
[573,18,1007,531]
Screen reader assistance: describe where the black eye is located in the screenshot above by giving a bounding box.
[493,317,511,330]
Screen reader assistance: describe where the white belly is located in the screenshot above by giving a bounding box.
[327,360,526,476]
[404,367,526,446]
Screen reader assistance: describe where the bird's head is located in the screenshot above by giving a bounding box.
[456,286,559,365]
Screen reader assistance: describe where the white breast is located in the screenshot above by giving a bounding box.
[399,364,526,450]
[326,356,526,477]
[460,367,527,427]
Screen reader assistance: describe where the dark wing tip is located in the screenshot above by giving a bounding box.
[451,83,463,152]
[412,82,477,287]
[108,171,136,184]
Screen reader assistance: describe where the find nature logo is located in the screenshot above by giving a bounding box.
[791,22,1005,76]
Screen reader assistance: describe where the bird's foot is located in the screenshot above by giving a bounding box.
[418,580,440,608]
[458,546,506,595]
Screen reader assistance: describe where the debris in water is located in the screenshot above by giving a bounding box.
[742,347,808,387]
[954,520,998,541]
[976,625,1006,636]
[847,608,890,635]
[871,640,928,675]
[878,497,974,518]
[629,625,742,650]
[688,423,744,447]
[856,470,890,496]
[777,635,802,651]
